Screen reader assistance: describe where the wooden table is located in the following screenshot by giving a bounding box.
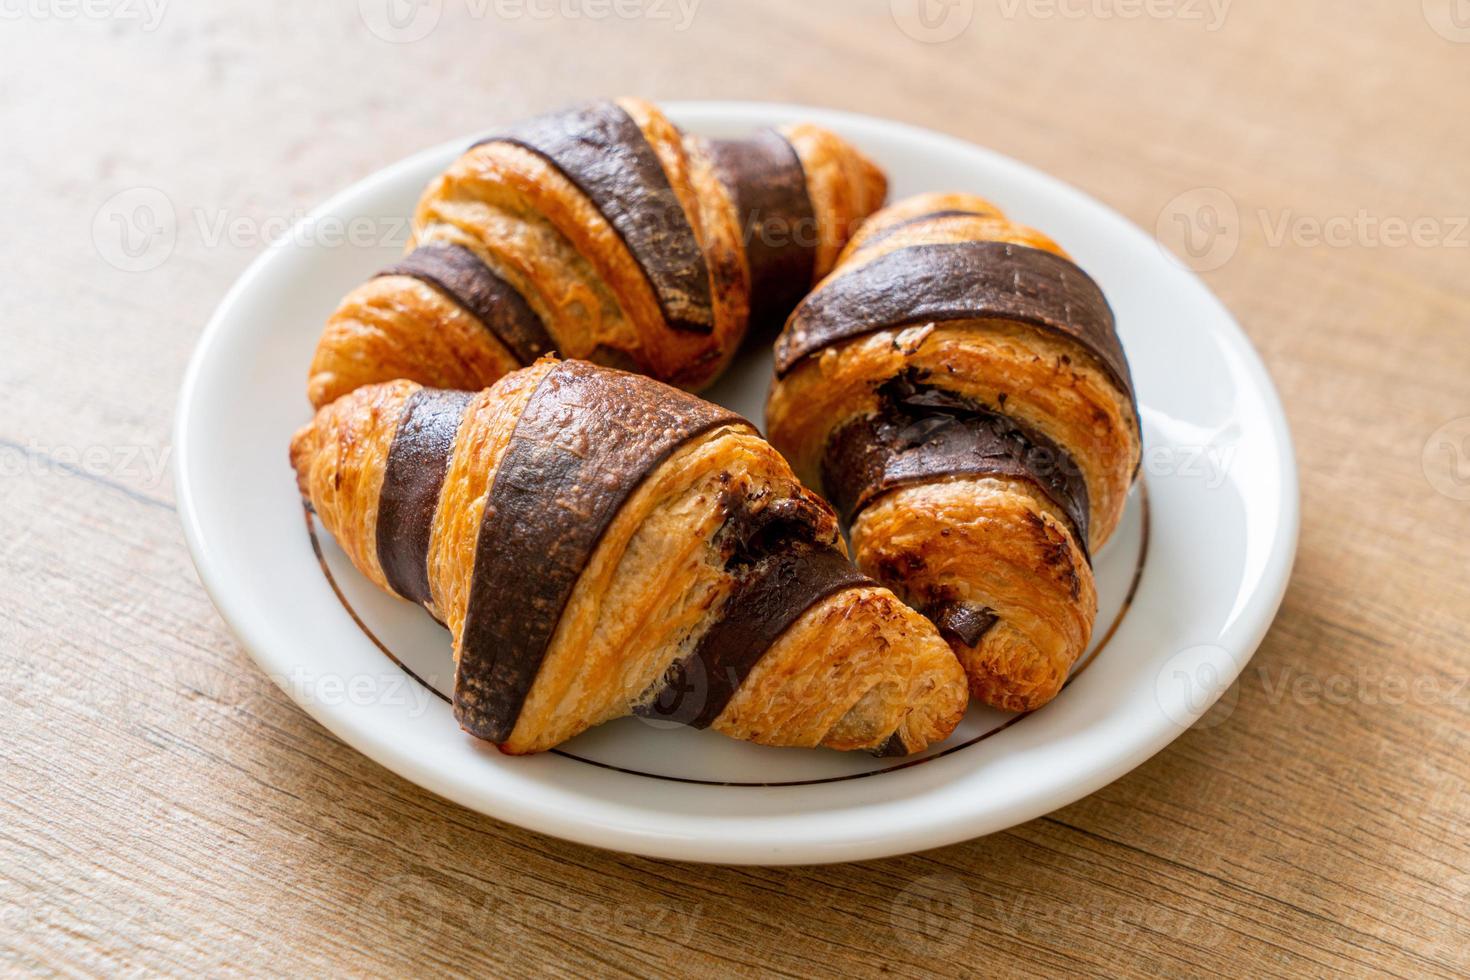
[4,1,1467,974]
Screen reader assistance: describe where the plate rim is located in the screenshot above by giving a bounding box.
[174,100,1300,865]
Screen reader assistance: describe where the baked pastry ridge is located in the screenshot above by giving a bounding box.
[291,358,967,755]
[306,98,888,408]
[766,193,1142,713]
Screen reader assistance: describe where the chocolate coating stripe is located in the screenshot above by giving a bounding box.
[643,546,871,730]
[376,389,474,607]
[378,243,554,365]
[821,375,1092,558]
[454,360,745,742]
[775,241,1137,417]
[475,101,715,334]
[707,130,817,336]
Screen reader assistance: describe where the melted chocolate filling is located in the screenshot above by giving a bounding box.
[872,732,910,758]
[923,600,1000,648]
[636,489,868,730]
[821,371,1092,558]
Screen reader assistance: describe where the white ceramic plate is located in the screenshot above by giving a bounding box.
[176,102,1298,865]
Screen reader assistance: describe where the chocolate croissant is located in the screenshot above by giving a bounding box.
[306,98,888,409]
[291,358,967,755]
[766,193,1142,713]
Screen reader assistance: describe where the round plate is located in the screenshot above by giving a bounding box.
[175,102,1298,865]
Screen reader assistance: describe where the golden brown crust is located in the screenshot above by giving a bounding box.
[308,278,520,410]
[767,322,1138,550]
[714,585,966,753]
[618,98,748,388]
[506,422,773,753]
[420,141,650,359]
[289,360,968,755]
[851,480,1095,713]
[429,361,555,635]
[289,379,419,593]
[838,191,1002,261]
[307,101,889,410]
[766,194,1140,712]
[782,123,889,280]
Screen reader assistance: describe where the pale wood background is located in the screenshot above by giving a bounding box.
[3,0,1468,975]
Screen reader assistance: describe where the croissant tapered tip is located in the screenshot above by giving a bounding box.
[288,422,317,499]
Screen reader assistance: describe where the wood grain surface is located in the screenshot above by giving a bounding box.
[3,1,1468,975]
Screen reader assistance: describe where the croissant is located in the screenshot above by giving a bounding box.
[306,98,888,409]
[291,357,967,755]
[766,193,1142,713]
